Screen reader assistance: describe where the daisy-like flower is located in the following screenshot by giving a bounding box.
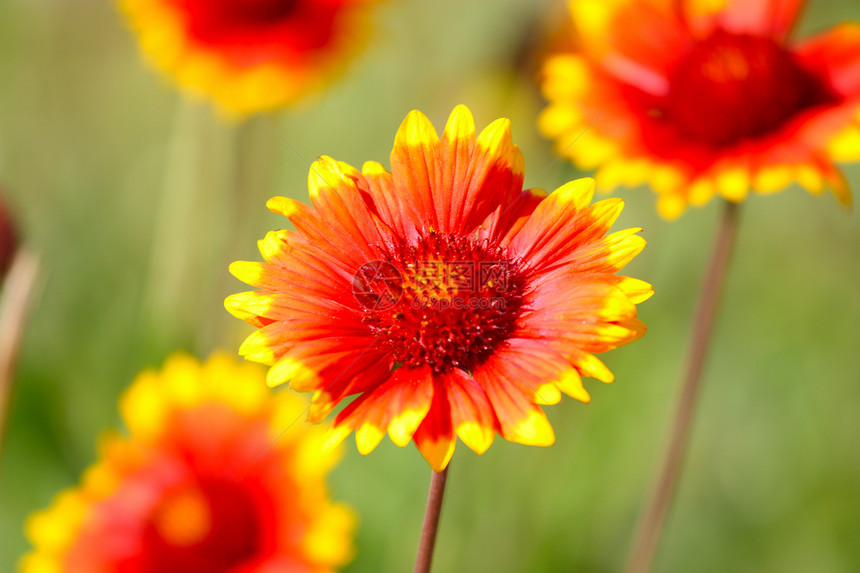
[20,353,354,573]
[539,0,860,218]
[226,105,652,471]
[120,0,375,116]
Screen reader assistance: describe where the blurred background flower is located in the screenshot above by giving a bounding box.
[20,353,354,573]
[121,0,378,117]
[1,0,859,572]
[539,0,860,218]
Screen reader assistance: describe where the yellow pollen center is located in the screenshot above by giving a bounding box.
[152,488,212,547]
[359,232,526,374]
[701,46,750,82]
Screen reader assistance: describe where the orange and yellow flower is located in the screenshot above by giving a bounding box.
[539,0,860,218]
[226,105,652,471]
[21,353,354,573]
[120,0,375,116]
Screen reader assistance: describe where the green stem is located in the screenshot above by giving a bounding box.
[624,201,741,573]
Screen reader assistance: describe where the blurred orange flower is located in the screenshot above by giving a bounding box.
[226,105,652,471]
[120,0,375,116]
[21,353,354,573]
[539,0,860,218]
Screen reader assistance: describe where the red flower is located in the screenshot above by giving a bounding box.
[120,0,375,115]
[21,353,354,573]
[540,0,860,218]
[226,105,652,471]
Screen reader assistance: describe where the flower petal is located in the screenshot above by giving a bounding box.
[444,369,498,455]
[796,24,860,94]
[326,366,433,455]
[474,356,555,447]
[390,110,442,232]
[571,0,686,94]
[711,0,803,39]
[509,180,629,274]
[412,381,456,471]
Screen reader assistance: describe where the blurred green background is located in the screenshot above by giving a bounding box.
[1,0,859,571]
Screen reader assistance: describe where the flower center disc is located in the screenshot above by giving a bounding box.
[143,479,262,573]
[201,0,299,25]
[664,30,834,147]
[359,233,526,374]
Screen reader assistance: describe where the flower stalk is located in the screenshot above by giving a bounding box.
[624,201,741,573]
[414,467,450,573]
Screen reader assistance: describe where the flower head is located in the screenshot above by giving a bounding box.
[226,105,652,471]
[21,353,354,573]
[539,0,860,218]
[120,0,375,116]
